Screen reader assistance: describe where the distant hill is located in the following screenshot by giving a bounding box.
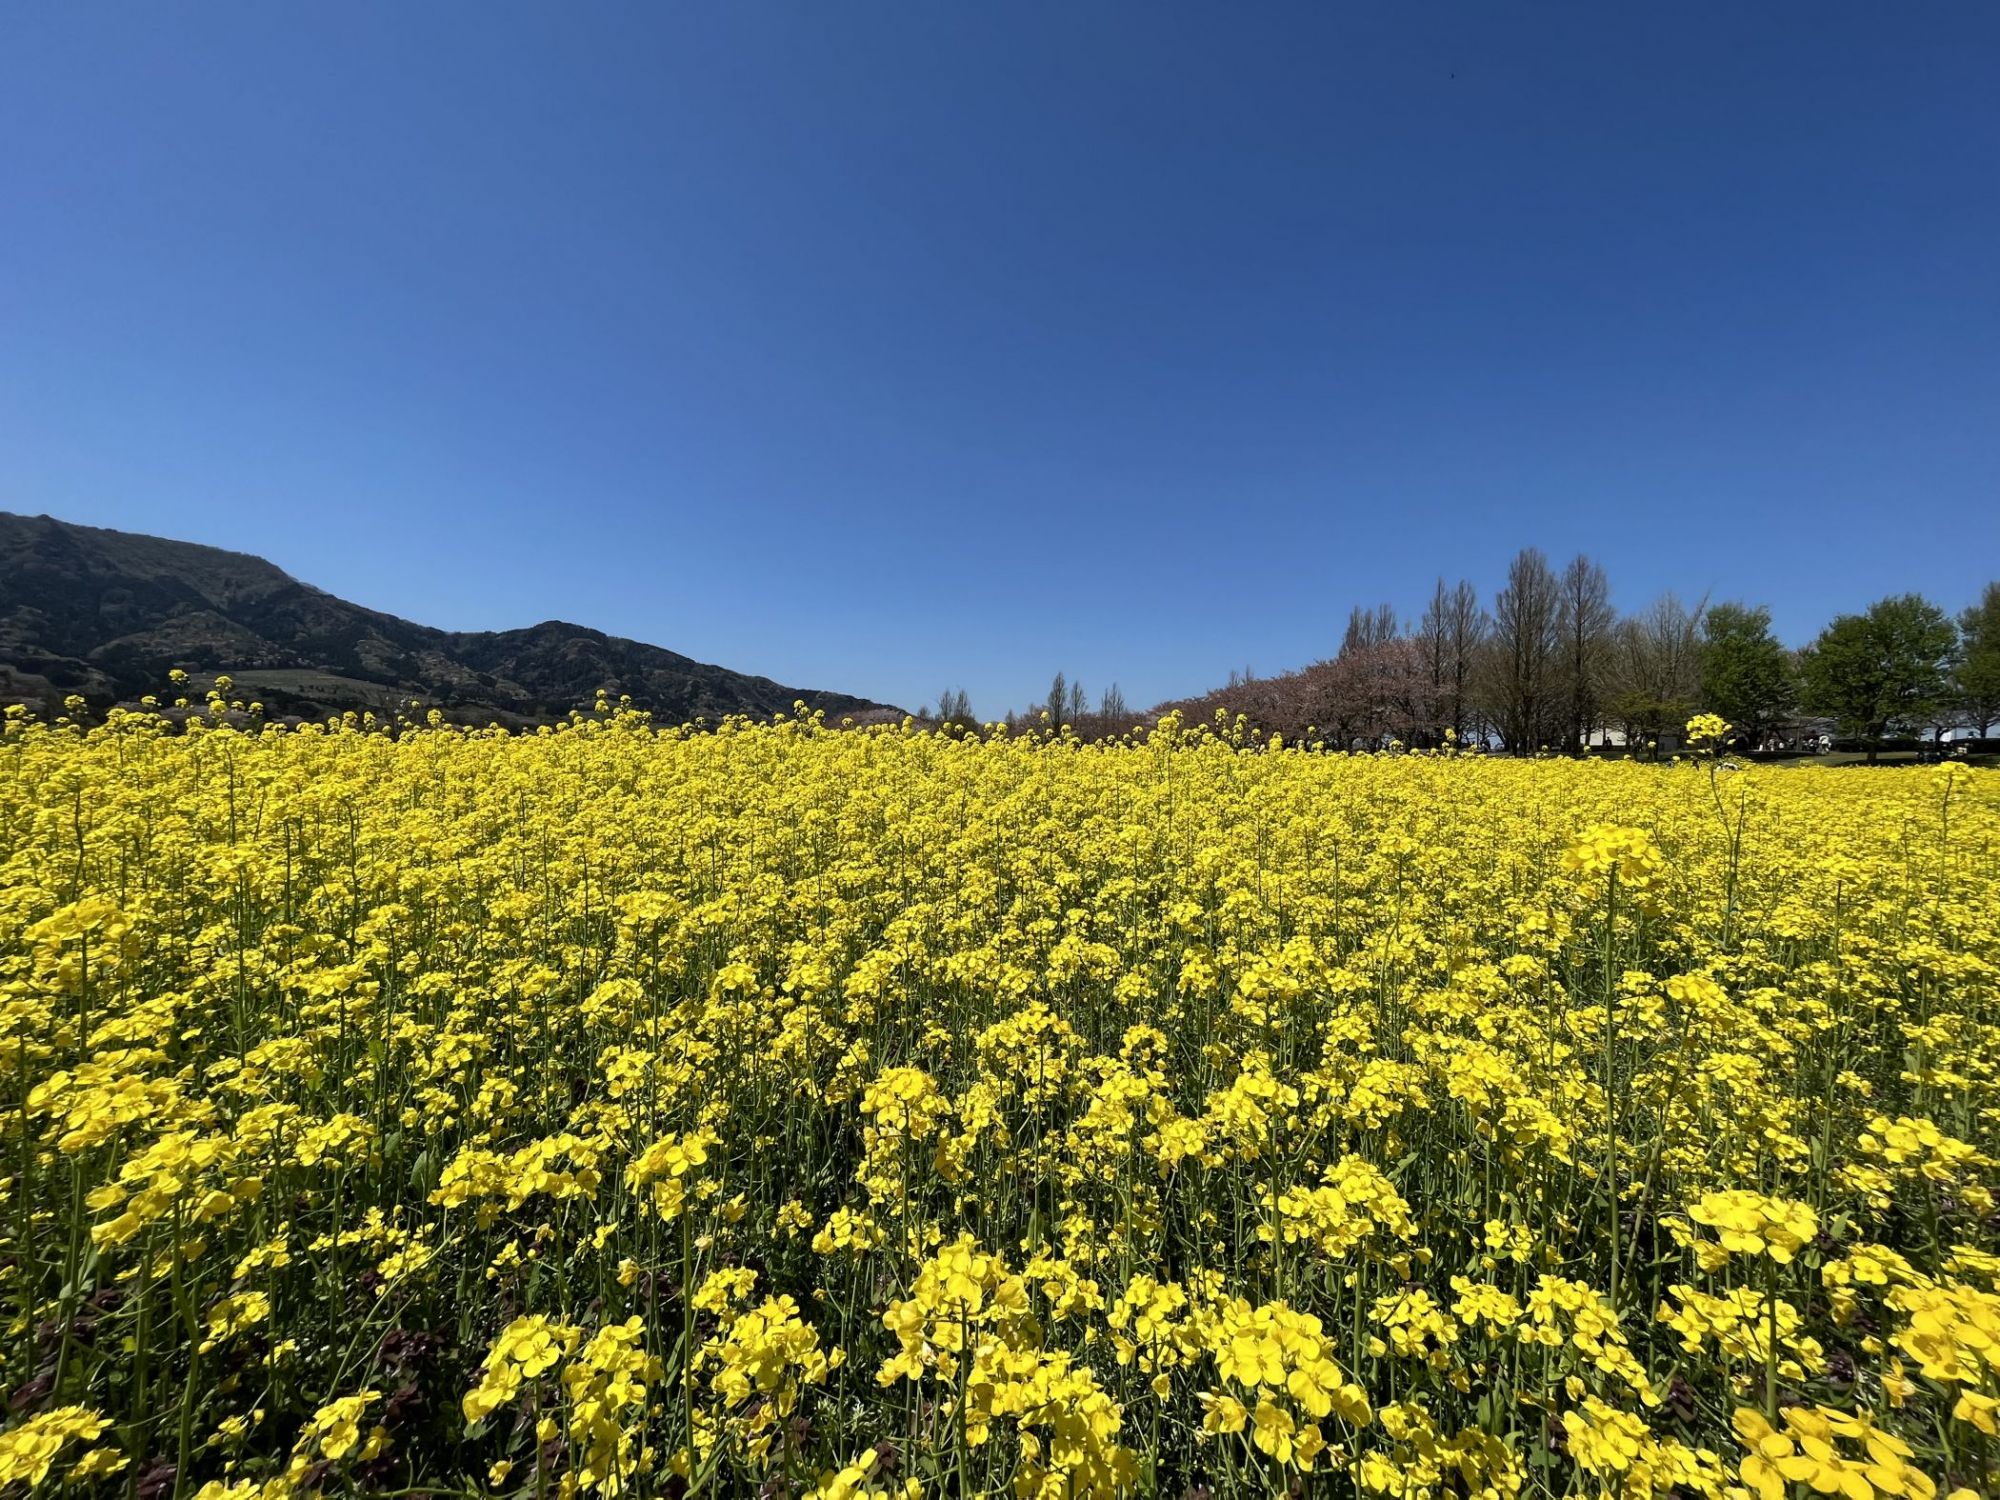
[0,512,899,725]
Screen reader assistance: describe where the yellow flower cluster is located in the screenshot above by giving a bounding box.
[1201,1297,1371,1469]
[463,1316,579,1425]
[1734,1405,1940,1500]
[1560,822,1666,892]
[0,1408,118,1491]
[1685,1189,1821,1266]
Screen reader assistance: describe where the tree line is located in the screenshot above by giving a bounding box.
[931,553,2000,758]
[927,674,1136,743]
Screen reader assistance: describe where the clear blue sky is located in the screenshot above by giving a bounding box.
[4,4,1995,717]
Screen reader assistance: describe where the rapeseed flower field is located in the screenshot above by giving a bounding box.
[4,691,1997,1500]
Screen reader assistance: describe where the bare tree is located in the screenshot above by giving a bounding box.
[1417,578,1487,744]
[1556,555,1615,751]
[1447,582,1490,743]
[1047,671,1067,731]
[1605,592,1708,755]
[1341,603,1399,658]
[1482,548,1562,751]
[1098,682,1129,724]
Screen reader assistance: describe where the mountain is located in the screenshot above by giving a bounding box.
[0,512,899,725]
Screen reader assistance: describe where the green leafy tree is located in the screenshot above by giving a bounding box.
[1799,594,1957,759]
[1955,582,2000,736]
[1697,602,1795,746]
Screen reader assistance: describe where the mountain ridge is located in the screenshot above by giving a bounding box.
[0,512,900,724]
